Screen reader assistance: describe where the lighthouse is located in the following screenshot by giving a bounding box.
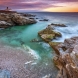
[5,7,11,11]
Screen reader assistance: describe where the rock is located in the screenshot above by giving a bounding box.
[50,37,78,78]
[0,13,37,28]
[29,17,34,19]
[0,13,14,25]
[11,13,37,25]
[51,23,67,27]
[20,13,36,17]
[39,19,48,21]
[38,27,62,43]
[49,42,62,55]
[0,21,12,28]
[36,18,38,19]
[0,69,10,78]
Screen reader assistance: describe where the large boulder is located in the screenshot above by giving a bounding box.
[38,27,62,43]
[50,37,78,78]
[51,23,67,27]
[0,13,37,28]
[11,13,37,25]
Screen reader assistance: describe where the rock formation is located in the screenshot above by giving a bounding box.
[50,37,78,78]
[38,23,78,78]
[0,12,37,28]
[51,23,66,27]
[38,26,62,43]
[0,21,12,28]
[39,19,48,21]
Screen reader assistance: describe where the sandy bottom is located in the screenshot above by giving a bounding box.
[0,43,58,78]
[0,44,35,78]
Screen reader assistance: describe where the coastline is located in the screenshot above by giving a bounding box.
[1,11,78,78]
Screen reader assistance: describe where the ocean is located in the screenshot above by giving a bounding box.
[0,12,78,78]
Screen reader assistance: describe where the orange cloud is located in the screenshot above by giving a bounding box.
[43,2,78,12]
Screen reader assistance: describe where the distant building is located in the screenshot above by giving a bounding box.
[5,7,11,11]
[0,7,17,13]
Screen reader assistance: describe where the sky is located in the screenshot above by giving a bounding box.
[0,0,78,12]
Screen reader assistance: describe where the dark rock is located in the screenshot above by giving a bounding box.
[39,19,48,21]
[51,23,67,27]
[36,18,38,19]
[20,13,36,17]
[29,18,34,19]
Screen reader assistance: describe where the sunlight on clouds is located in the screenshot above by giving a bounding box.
[43,7,78,12]
[43,2,78,12]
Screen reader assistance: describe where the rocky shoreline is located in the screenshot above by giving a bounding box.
[38,24,78,78]
[52,37,78,78]
[0,11,78,78]
[0,12,37,28]
[38,24,62,43]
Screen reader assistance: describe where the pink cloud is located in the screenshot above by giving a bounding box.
[0,0,78,11]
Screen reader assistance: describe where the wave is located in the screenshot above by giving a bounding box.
[22,44,41,59]
[53,25,78,42]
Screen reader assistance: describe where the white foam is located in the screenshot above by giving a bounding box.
[25,61,33,65]
[22,45,40,59]
[42,74,51,78]
[53,25,78,42]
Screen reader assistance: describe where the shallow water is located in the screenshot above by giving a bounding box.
[0,22,57,78]
[0,12,78,78]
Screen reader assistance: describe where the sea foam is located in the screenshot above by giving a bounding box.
[22,44,40,59]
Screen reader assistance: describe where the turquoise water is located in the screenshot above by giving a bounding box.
[0,21,57,77]
[0,12,78,77]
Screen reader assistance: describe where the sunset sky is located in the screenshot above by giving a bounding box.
[0,0,78,12]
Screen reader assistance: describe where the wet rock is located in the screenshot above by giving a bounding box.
[50,37,78,78]
[21,13,36,17]
[49,42,62,55]
[0,69,10,78]
[38,27,62,43]
[39,19,48,21]
[51,23,67,27]
[29,17,34,19]
[36,18,38,19]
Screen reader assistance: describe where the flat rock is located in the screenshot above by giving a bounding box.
[39,19,48,21]
[51,23,67,27]
[38,26,62,43]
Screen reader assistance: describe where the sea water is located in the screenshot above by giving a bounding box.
[0,12,78,78]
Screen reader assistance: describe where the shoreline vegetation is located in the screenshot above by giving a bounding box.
[0,9,78,78]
